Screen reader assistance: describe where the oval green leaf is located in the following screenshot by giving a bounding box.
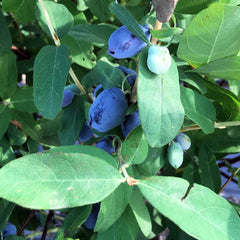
[138,48,184,147]
[0,152,123,209]
[121,126,148,165]
[33,45,71,120]
[36,1,74,39]
[178,3,240,67]
[180,86,216,134]
[138,176,240,240]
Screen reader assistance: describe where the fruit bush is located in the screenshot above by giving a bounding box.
[1,0,240,239]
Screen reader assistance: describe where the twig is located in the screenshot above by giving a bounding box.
[41,210,54,240]
[151,20,163,45]
[219,168,240,194]
[37,0,91,102]
[180,121,240,133]
[17,210,37,236]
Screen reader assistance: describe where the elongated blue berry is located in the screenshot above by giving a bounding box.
[174,133,191,151]
[89,87,128,132]
[108,25,151,59]
[121,111,140,137]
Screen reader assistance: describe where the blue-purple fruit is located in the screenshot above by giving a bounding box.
[108,25,151,59]
[89,87,128,132]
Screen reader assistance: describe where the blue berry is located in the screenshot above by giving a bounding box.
[147,45,172,74]
[121,111,140,137]
[83,203,100,230]
[174,133,191,151]
[93,84,103,99]
[117,66,137,86]
[95,138,115,155]
[167,141,184,169]
[89,87,128,132]
[62,89,74,108]
[108,25,151,59]
[79,123,93,142]
[2,223,17,238]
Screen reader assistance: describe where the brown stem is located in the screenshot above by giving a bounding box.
[151,20,163,45]
[41,210,54,240]
[17,210,37,236]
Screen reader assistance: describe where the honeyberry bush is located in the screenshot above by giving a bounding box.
[1,0,240,239]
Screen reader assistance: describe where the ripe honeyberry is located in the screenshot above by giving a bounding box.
[83,203,100,230]
[2,223,17,238]
[62,84,79,108]
[108,25,151,59]
[117,66,137,86]
[121,111,140,137]
[167,141,184,169]
[147,45,171,74]
[174,133,191,151]
[79,123,93,142]
[95,138,115,155]
[89,87,128,132]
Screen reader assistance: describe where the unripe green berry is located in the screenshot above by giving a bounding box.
[167,141,184,169]
[147,45,171,74]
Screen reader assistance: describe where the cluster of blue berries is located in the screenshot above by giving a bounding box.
[60,23,173,229]
[167,133,191,169]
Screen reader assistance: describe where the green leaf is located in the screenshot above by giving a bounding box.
[97,207,138,240]
[228,80,240,98]
[2,0,35,23]
[109,3,150,44]
[202,126,240,153]
[129,188,152,237]
[175,0,217,14]
[54,205,91,239]
[10,110,43,142]
[77,0,88,11]
[0,200,15,232]
[33,45,71,120]
[87,0,113,21]
[138,48,184,147]
[198,145,221,193]
[133,146,166,177]
[150,28,183,43]
[0,152,123,209]
[180,86,216,134]
[95,183,132,232]
[121,126,148,165]
[36,1,74,39]
[0,51,17,99]
[178,3,240,67]
[58,96,85,146]
[11,86,38,113]
[0,136,15,167]
[61,35,96,69]
[138,176,240,240]
[69,24,117,46]
[47,145,118,169]
[204,80,240,121]
[0,9,12,54]
[7,124,27,146]
[176,58,207,95]
[0,105,10,140]
[192,56,240,81]
[82,59,125,89]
